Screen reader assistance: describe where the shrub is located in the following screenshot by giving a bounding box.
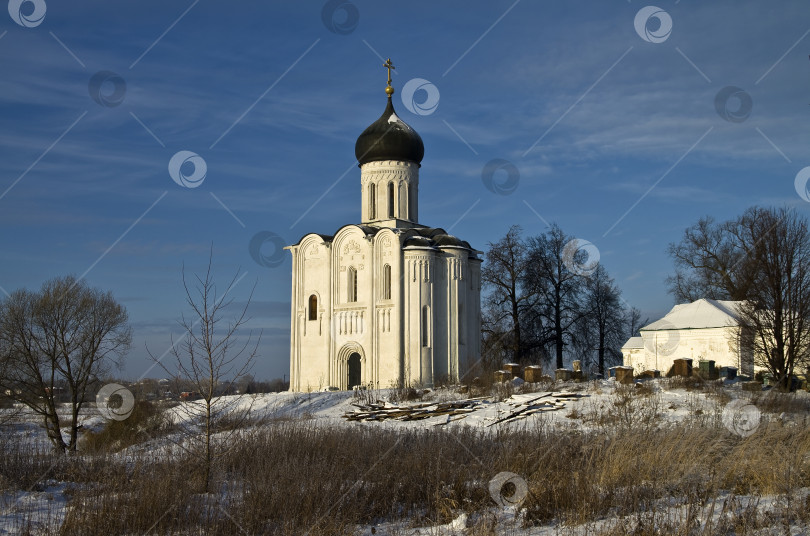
[81,400,168,453]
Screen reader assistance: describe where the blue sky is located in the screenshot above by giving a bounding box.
[1,0,808,380]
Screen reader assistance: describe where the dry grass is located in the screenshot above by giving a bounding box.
[748,389,810,415]
[663,374,706,391]
[578,383,663,433]
[1,384,809,535]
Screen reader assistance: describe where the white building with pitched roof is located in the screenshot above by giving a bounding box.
[621,298,754,376]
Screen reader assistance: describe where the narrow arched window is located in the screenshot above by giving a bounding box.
[347,267,357,302]
[388,182,395,218]
[409,184,416,221]
[369,183,376,219]
[422,305,430,347]
[403,184,409,221]
[308,294,317,321]
[458,302,464,345]
[383,264,391,300]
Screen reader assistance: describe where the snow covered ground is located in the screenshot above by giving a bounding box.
[163,377,809,433]
[1,378,808,535]
[356,490,810,536]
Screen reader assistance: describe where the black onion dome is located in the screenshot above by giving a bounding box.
[355,98,424,166]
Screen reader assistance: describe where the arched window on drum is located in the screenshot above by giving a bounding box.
[382,264,391,300]
[308,294,318,321]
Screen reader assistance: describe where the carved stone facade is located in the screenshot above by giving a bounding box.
[286,93,481,392]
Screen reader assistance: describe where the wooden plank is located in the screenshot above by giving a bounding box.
[486,393,553,427]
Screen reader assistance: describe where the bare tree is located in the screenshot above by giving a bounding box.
[625,306,647,339]
[0,276,131,452]
[479,310,511,374]
[734,207,810,387]
[666,216,757,302]
[525,225,585,369]
[481,225,534,366]
[668,206,810,387]
[150,254,260,492]
[575,265,626,376]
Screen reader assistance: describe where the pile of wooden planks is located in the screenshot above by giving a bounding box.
[343,399,482,422]
[486,392,587,426]
[342,391,589,424]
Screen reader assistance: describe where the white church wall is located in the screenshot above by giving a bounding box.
[404,249,434,387]
[468,258,482,377]
[331,227,373,389]
[433,252,449,382]
[288,246,300,391]
[295,235,333,391]
[632,326,744,375]
[372,229,402,388]
[622,347,646,372]
[436,249,467,383]
[288,236,325,391]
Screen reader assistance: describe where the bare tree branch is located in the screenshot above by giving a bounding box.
[0,276,131,452]
[148,249,260,492]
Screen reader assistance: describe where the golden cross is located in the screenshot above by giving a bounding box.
[383,58,395,86]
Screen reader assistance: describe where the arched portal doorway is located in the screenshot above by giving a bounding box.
[337,344,366,390]
[348,352,362,389]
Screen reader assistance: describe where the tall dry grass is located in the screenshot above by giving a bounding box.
[0,385,808,535]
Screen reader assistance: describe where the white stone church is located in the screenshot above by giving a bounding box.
[286,63,482,392]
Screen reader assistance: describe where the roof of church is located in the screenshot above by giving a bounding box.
[641,298,742,331]
[622,336,644,349]
[355,97,424,166]
[403,227,473,250]
[289,225,380,246]
[288,225,477,256]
